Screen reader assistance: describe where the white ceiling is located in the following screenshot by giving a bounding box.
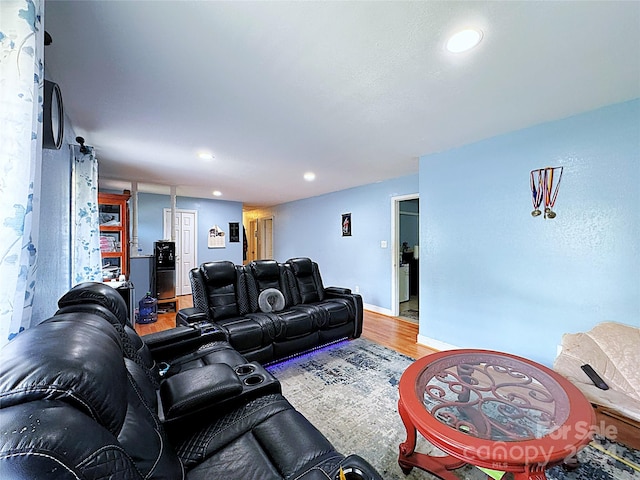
[44,1,640,207]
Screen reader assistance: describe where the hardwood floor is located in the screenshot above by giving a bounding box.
[361,309,437,359]
[135,295,437,359]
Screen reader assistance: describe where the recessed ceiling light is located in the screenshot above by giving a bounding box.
[198,152,214,160]
[212,190,222,197]
[446,28,483,53]
[303,172,316,182]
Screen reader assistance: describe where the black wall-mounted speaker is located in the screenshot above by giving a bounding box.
[43,80,64,150]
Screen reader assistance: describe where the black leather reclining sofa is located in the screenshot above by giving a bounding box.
[178,257,364,364]
[0,282,381,479]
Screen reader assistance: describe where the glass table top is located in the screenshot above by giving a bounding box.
[415,351,570,442]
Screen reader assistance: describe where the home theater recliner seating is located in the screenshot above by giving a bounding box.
[177,257,364,364]
[0,282,382,479]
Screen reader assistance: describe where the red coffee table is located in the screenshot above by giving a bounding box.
[398,349,595,480]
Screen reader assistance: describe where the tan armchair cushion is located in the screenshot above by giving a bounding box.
[554,321,640,423]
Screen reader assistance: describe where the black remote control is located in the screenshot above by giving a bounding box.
[581,364,609,390]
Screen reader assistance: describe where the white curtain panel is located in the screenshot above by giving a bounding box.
[0,0,44,346]
[71,145,102,285]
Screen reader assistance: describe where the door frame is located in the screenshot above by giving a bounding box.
[247,219,258,264]
[390,193,419,317]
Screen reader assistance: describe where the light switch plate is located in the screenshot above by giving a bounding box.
[380,240,388,248]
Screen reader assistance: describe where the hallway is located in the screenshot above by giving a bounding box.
[399,295,418,323]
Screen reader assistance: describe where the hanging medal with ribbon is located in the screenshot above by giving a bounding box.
[530,169,544,216]
[530,166,563,219]
[543,166,563,219]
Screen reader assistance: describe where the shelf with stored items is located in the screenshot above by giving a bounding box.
[98,191,130,279]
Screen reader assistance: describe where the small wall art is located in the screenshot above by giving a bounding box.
[229,222,240,242]
[208,225,226,248]
[342,213,352,236]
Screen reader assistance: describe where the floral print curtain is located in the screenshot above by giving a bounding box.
[0,0,43,346]
[71,145,102,284]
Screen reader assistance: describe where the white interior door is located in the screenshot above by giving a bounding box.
[245,217,273,262]
[260,217,273,259]
[164,209,197,296]
[260,218,273,259]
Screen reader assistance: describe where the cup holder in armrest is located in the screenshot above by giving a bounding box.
[337,467,369,480]
[234,364,256,376]
[230,361,281,396]
[243,374,265,386]
[235,363,265,386]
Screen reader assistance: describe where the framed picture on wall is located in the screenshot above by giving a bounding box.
[208,225,226,248]
[229,222,240,242]
[342,213,351,236]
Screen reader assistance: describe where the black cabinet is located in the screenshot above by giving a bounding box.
[154,241,175,300]
[409,259,419,296]
[401,253,419,297]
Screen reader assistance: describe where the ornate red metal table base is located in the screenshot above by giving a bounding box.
[398,397,465,479]
[397,349,595,480]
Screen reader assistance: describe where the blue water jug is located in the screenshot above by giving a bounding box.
[137,292,158,324]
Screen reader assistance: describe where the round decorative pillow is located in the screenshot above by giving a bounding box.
[258,288,285,313]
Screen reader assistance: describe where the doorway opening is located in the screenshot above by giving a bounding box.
[245,215,274,264]
[391,194,419,322]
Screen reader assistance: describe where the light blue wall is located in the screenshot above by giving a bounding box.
[136,193,244,265]
[419,99,640,366]
[31,115,77,323]
[272,175,419,309]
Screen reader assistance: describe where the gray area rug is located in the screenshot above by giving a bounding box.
[266,338,640,480]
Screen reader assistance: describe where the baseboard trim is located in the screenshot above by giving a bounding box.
[417,334,459,352]
[363,304,393,316]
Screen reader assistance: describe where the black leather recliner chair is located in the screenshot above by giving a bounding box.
[183,260,281,362]
[178,257,364,364]
[0,282,383,480]
[57,281,248,376]
[286,257,364,341]
[248,259,325,359]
